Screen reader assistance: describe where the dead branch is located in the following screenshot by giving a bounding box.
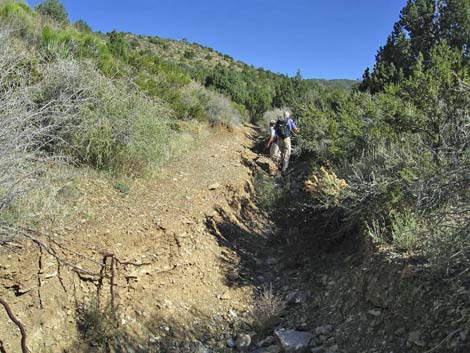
[0,298,30,353]
[21,233,102,278]
[36,245,44,309]
[110,256,116,311]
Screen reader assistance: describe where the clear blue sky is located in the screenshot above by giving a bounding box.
[27,0,407,80]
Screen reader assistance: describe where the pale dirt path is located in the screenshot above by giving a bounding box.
[0,125,273,352]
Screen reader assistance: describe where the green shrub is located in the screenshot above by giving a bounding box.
[254,174,290,213]
[35,0,68,24]
[107,30,128,59]
[367,211,420,252]
[183,49,195,59]
[0,2,37,39]
[390,211,419,252]
[76,299,116,346]
[74,19,91,33]
[0,1,33,17]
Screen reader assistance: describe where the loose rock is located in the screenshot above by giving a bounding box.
[236,333,252,350]
[191,341,211,353]
[265,345,281,353]
[310,348,327,353]
[274,329,314,353]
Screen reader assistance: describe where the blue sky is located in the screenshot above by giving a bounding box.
[27,0,407,79]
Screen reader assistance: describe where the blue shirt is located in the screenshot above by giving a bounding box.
[287,118,297,131]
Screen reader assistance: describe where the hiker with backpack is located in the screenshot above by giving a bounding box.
[266,119,281,166]
[275,111,300,174]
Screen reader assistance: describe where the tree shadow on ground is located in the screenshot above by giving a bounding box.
[204,201,273,288]
[66,303,235,353]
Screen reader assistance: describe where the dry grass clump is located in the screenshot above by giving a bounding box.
[251,286,285,334]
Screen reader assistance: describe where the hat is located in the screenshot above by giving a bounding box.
[269,119,276,125]
[283,111,290,118]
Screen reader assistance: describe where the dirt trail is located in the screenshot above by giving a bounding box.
[0,125,276,352]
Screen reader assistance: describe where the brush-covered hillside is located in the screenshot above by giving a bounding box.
[0,0,347,241]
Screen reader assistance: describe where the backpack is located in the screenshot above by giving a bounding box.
[274,118,291,139]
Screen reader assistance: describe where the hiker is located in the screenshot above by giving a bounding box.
[266,119,281,166]
[275,111,300,174]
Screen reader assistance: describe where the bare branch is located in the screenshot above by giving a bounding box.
[0,298,30,353]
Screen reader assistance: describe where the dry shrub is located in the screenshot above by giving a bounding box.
[251,286,285,334]
[262,108,291,130]
[0,27,175,242]
[203,89,242,128]
[0,29,52,241]
[180,82,243,128]
[30,58,174,174]
[76,299,117,347]
[304,166,348,207]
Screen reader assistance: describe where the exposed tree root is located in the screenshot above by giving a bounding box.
[0,297,30,353]
[1,226,153,350]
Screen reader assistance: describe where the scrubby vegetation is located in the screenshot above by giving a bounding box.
[296,0,469,270]
[276,0,469,346]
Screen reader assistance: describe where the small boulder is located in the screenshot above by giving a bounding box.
[255,156,279,175]
[236,333,252,350]
[274,329,314,353]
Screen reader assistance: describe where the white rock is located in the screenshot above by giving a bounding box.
[208,183,221,190]
[236,333,252,350]
[274,329,314,353]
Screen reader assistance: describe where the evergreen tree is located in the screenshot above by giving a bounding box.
[35,0,68,24]
[361,0,469,92]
